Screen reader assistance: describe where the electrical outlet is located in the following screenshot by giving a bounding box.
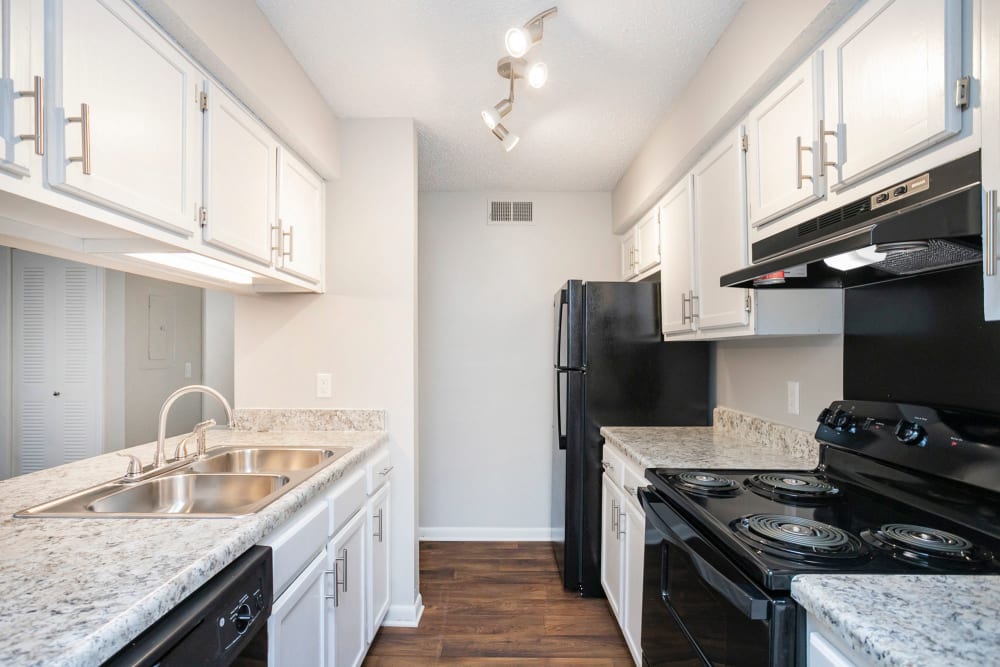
[184,362,192,379]
[787,381,800,415]
[316,373,332,398]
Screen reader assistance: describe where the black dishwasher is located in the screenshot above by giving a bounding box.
[103,545,272,667]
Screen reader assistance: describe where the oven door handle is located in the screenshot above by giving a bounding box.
[641,489,772,621]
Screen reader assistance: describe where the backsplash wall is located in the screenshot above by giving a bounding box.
[844,265,1000,412]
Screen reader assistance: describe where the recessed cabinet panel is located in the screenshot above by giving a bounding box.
[659,177,696,336]
[599,472,623,620]
[276,147,323,283]
[692,129,750,331]
[53,0,200,235]
[745,55,821,229]
[327,509,367,667]
[203,82,276,264]
[826,0,962,190]
[367,482,391,642]
[636,211,660,274]
[0,0,41,178]
[620,229,638,280]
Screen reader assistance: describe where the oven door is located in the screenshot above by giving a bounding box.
[639,490,797,667]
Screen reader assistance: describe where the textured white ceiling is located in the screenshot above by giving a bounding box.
[255,0,743,192]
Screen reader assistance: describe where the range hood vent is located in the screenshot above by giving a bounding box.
[721,152,983,289]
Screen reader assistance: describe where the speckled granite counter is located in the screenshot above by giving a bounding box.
[0,427,387,667]
[793,574,1000,666]
[600,407,820,470]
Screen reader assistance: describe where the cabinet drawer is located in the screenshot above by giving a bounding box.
[366,448,392,495]
[602,445,626,489]
[329,467,366,536]
[623,464,647,508]
[259,498,328,599]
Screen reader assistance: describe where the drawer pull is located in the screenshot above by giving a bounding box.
[67,103,91,175]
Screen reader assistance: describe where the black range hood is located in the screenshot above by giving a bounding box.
[720,151,983,289]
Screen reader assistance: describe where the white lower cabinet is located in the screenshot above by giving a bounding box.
[601,445,645,666]
[806,613,867,666]
[268,549,327,667]
[327,508,367,667]
[367,481,391,642]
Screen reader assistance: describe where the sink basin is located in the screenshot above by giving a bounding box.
[189,447,339,474]
[15,445,353,518]
[86,473,288,514]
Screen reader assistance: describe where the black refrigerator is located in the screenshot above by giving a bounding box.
[551,280,709,596]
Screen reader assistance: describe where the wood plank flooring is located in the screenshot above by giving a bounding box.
[364,542,633,666]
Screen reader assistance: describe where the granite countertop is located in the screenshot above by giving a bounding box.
[0,428,387,667]
[600,408,820,470]
[793,574,1000,666]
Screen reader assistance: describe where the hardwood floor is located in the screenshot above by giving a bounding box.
[364,541,634,666]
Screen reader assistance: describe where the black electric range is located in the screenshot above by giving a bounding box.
[639,400,1000,666]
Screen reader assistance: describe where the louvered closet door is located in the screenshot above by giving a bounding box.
[12,251,103,474]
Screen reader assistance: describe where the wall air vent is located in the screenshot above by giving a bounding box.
[488,200,534,225]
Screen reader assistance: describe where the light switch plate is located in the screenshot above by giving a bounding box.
[787,380,800,415]
[316,373,332,398]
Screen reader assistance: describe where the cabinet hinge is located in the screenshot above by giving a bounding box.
[955,76,970,110]
[198,206,207,226]
[745,291,752,313]
[199,91,208,112]
[740,134,748,152]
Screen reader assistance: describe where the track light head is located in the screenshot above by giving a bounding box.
[504,7,558,58]
[527,62,548,89]
[481,98,513,129]
[491,123,520,152]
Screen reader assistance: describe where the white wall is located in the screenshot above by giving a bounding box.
[233,118,421,624]
[418,192,618,538]
[202,290,234,425]
[611,0,859,231]
[714,335,843,431]
[123,274,203,446]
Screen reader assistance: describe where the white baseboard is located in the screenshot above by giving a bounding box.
[382,594,424,627]
[419,526,556,541]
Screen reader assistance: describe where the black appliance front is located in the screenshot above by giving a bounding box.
[103,546,273,667]
[552,280,709,596]
[640,490,796,666]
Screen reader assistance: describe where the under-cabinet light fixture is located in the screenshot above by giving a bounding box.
[126,252,256,285]
[481,7,557,151]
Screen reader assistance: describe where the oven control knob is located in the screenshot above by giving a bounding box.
[234,603,253,634]
[894,420,925,445]
[826,409,844,426]
[816,408,831,424]
[833,413,853,431]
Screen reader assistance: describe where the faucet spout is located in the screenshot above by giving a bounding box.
[155,385,234,468]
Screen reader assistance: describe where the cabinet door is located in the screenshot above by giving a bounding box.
[745,54,821,229]
[636,210,660,273]
[659,177,696,335]
[52,0,201,235]
[327,509,367,667]
[692,129,752,332]
[825,0,962,191]
[367,482,391,643]
[599,473,623,621]
[983,0,1000,320]
[268,549,326,667]
[203,81,276,264]
[622,497,644,666]
[276,146,323,283]
[0,0,42,178]
[620,229,638,279]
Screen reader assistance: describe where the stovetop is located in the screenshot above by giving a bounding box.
[643,399,1000,592]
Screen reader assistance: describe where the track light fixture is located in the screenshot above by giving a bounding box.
[481,7,557,151]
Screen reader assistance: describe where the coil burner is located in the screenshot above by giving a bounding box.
[668,472,741,497]
[733,514,868,564]
[862,524,996,570]
[745,473,841,504]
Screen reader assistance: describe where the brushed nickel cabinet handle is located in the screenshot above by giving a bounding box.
[374,508,384,542]
[617,508,626,540]
[378,465,394,476]
[625,485,636,496]
[16,75,44,155]
[986,190,997,277]
[339,547,348,594]
[271,223,283,259]
[819,119,837,171]
[796,135,812,190]
[690,291,699,319]
[282,225,294,261]
[67,103,91,175]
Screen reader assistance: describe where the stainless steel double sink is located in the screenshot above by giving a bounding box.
[15,445,351,518]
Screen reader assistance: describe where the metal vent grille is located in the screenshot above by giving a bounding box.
[873,239,981,275]
[488,200,534,225]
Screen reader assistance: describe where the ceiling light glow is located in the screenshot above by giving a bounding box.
[528,62,548,88]
[491,123,520,152]
[823,246,885,272]
[505,27,531,58]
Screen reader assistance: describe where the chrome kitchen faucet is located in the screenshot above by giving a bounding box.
[155,385,235,468]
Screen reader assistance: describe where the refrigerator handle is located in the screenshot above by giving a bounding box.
[554,288,568,369]
[556,369,568,449]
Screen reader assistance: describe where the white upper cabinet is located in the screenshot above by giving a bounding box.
[0,0,43,179]
[691,128,750,332]
[635,210,660,274]
[202,81,276,265]
[49,0,201,236]
[658,177,696,335]
[745,54,822,230]
[620,228,638,280]
[823,0,963,192]
[276,146,324,283]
